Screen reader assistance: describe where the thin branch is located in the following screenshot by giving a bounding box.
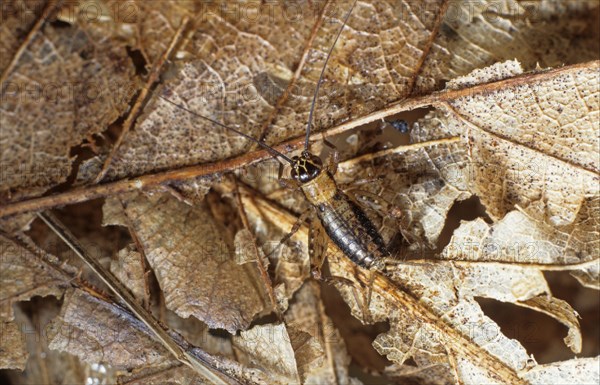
[1,60,597,219]
[36,211,235,385]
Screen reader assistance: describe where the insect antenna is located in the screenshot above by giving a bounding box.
[158,95,294,165]
[304,0,357,151]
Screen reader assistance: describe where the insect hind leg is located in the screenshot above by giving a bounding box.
[265,208,312,260]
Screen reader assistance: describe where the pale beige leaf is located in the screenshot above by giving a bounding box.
[414,62,599,227]
[233,324,299,384]
[522,356,599,385]
[443,212,570,264]
[103,193,268,332]
[370,263,533,370]
[416,0,599,93]
[570,262,600,290]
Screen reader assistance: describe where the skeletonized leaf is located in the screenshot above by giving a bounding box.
[414,61,599,227]
[522,356,599,384]
[442,208,599,291]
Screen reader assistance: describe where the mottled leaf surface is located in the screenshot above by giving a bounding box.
[103,193,268,333]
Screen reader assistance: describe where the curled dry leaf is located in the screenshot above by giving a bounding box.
[1,1,598,384]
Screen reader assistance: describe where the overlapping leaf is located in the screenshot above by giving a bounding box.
[1,0,598,384]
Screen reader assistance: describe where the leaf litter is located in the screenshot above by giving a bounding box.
[1,1,599,384]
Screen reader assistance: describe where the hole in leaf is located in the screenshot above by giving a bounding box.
[49,19,71,29]
[208,328,231,339]
[321,282,392,373]
[126,47,148,76]
[436,195,491,251]
[476,296,573,364]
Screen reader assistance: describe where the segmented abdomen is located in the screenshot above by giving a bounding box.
[316,191,389,268]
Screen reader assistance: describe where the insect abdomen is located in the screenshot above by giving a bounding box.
[301,172,389,268]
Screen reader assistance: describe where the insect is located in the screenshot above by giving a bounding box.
[34,2,402,383]
[159,0,400,280]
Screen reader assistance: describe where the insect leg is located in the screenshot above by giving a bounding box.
[265,208,312,259]
[322,138,340,175]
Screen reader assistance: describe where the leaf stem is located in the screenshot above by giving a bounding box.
[36,211,235,385]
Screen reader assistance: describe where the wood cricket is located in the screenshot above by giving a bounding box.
[159,0,399,280]
[37,1,400,382]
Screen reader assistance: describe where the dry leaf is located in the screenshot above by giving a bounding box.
[1,1,598,384]
[3,298,103,384]
[1,0,136,197]
[0,234,68,321]
[0,321,27,370]
[103,192,268,333]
